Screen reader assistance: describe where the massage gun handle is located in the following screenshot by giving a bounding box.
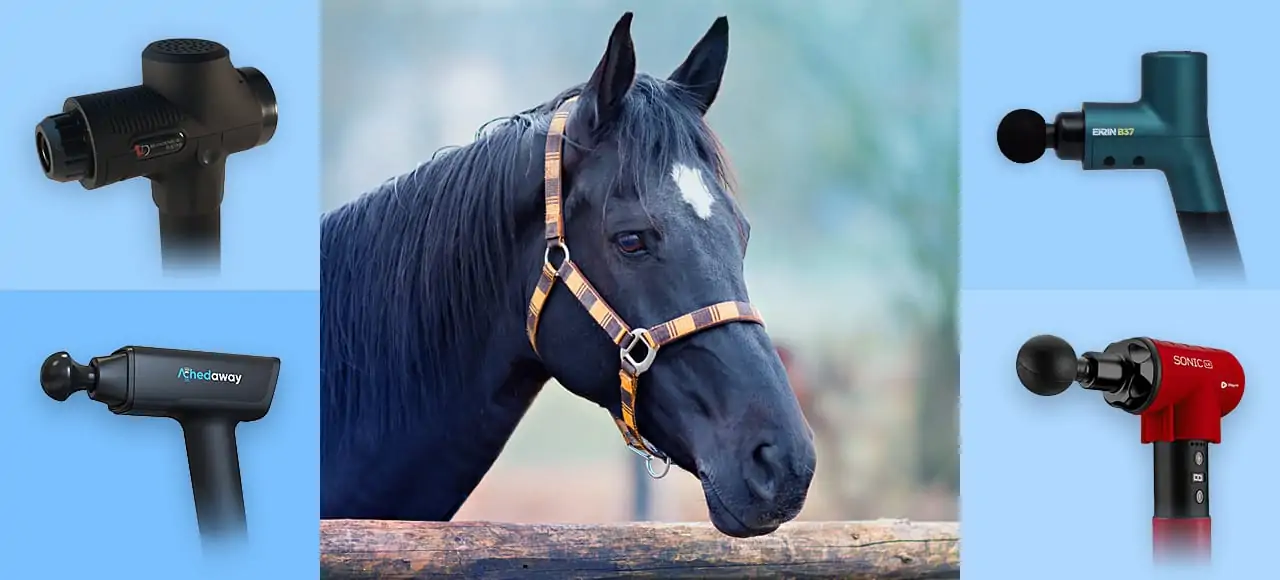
[151,153,225,268]
[1162,139,1226,215]
[1153,517,1211,560]
[181,416,247,541]
[1162,141,1244,279]
[1151,440,1212,561]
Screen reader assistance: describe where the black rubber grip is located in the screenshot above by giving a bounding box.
[182,417,247,543]
[1176,211,1244,281]
[1154,440,1209,519]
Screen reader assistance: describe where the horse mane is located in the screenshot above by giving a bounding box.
[321,74,738,436]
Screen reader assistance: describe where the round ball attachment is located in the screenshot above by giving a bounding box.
[1016,335,1078,396]
[997,109,1049,164]
[40,351,94,402]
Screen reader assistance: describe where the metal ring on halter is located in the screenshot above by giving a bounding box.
[628,443,672,479]
[544,240,570,268]
[620,328,658,374]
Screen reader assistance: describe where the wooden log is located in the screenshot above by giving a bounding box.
[320,519,959,579]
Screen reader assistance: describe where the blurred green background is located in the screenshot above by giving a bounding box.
[322,0,958,522]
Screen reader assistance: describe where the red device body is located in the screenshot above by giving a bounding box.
[1140,340,1245,445]
[1139,340,1244,561]
[1152,518,1212,559]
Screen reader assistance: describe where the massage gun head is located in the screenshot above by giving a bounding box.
[40,352,97,402]
[1015,334,1080,396]
[996,51,1210,172]
[1016,334,1244,442]
[1016,334,1155,411]
[997,109,1084,165]
[35,38,277,190]
[40,347,280,422]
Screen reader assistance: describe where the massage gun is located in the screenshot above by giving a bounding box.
[41,347,279,543]
[35,38,278,270]
[996,51,1244,282]
[1016,334,1244,561]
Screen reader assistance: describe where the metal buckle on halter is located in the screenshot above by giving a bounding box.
[543,240,570,268]
[628,442,672,479]
[619,328,658,374]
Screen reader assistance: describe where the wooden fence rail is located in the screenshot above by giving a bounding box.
[320,519,960,579]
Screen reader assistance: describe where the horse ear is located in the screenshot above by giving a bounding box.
[569,12,636,148]
[668,17,729,114]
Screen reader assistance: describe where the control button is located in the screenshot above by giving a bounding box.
[1195,451,1204,466]
[1196,490,1205,504]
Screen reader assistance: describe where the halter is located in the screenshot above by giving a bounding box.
[526,96,765,479]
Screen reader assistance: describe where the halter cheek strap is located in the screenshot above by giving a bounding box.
[525,96,765,479]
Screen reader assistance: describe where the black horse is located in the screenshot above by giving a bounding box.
[320,13,816,538]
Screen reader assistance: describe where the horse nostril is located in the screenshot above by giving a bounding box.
[746,443,782,502]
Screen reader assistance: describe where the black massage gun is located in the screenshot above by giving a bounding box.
[35,39,278,270]
[996,51,1243,282]
[41,347,279,543]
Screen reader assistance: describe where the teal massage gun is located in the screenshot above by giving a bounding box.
[997,51,1244,282]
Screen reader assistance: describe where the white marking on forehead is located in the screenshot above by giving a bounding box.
[670,163,716,220]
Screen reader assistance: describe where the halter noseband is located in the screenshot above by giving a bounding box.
[525,96,765,479]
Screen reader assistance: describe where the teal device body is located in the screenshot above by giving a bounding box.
[1082,52,1225,213]
[995,50,1243,281]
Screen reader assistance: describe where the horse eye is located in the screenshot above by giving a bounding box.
[614,232,645,254]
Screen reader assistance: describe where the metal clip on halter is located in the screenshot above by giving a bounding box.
[630,441,673,479]
[620,328,670,478]
[620,328,658,374]
[544,239,570,268]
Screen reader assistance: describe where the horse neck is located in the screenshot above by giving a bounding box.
[323,329,549,519]
[321,167,551,520]
[390,332,549,520]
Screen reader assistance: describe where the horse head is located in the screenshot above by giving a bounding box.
[523,13,816,538]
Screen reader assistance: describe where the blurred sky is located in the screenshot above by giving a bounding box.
[322,0,958,522]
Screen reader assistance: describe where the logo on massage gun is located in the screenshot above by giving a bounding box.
[131,133,186,160]
[1171,355,1239,389]
[1173,355,1213,369]
[177,366,243,385]
[1091,127,1136,137]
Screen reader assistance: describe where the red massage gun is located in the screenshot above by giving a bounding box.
[1016,335,1244,561]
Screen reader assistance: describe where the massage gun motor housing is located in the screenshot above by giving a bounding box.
[102,347,277,421]
[43,347,278,422]
[1110,339,1244,444]
[35,38,277,203]
[997,52,1227,217]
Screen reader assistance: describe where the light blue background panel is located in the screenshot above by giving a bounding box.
[961,289,1277,579]
[0,0,320,290]
[962,1,1280,288]
[0,291,319,579]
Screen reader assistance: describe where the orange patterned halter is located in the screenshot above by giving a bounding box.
[525,96,765,479]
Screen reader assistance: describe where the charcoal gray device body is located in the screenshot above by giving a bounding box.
[34,39,278,269]
[41,346,280,543]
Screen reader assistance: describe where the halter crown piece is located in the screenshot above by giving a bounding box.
[525,96,765,479]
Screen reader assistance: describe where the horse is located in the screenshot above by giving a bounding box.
[320,13,816,538]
